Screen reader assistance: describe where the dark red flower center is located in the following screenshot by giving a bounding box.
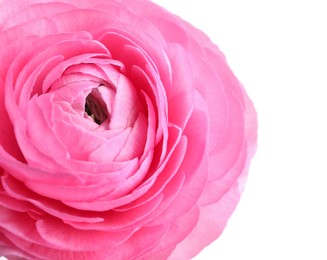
[84,88,108,125]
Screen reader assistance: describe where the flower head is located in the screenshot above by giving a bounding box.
[0,1,257,259]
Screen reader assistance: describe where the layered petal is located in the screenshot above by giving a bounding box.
[0,1,257,259]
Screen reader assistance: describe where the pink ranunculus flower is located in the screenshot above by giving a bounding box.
[0,0,257,259]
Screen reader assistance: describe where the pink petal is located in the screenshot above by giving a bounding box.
[115,113,147,161]
[62,157,153,211]
[129,65,168,161]
[0,233,33,260]
[166,43,194,130]
[206,89,245,182]
[68,193,163,231]
[2,2,76,30]
[169,177,245,259]
[148,92,209,225]
[35,217,135,251]
[190,55,229,151]
[0,207,49,247]
[118,125,185,211]
[1,174,104,224]
[0,18,57,47]
[120,224,169,260]
[142,206,200,259]
[88,127,132,162]
[3,232,122,260]
[0,78,23,160]
[109,73,140,129]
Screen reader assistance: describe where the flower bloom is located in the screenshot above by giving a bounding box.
[0,0,257,259]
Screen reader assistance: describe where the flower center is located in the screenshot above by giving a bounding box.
[84,89,108,125]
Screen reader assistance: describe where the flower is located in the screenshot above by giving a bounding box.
[0,0,257,259]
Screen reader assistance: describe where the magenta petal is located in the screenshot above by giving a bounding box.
[120,224,169,259]
[129,65,169,154]
[0,233,33,260]
[88,128,132,162]
[0,79,23,160]
[0,18,58,47]
[170,179,244,259]
[109,73,140,129]
[3,2,77,30]
[2,231,122,260]
[0,192,34,214]
[141,206,200,259]
[35,217,135,251]
[1,174,104,224]
[0,149,136,204]
[163,206,200,252]
[118,126,185,212]
[62,161,153,211]
[166,43,194,130]
[148,92,209,227]
[0,206,49,247]
[25,95,69,161]
[206,89,245,182]
[115,113,147,161]
[42,53,111,92]
[69,193,163,232]
[190,55,229,151]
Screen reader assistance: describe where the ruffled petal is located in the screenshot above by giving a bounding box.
[0,1,257,259]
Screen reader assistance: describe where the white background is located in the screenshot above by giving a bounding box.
[1,1,327,260]
[152,0,327,259]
